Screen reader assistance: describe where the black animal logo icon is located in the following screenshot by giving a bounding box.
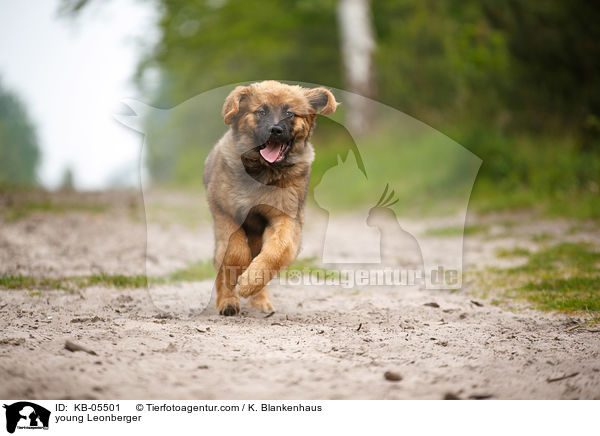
[3,402,50,434]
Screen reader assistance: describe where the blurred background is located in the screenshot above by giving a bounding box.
[1,0,599,217]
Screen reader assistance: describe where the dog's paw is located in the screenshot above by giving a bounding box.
[249,290,275,312]
[236,268,268,298]
[236,282,258,299]
[217,296,240,316]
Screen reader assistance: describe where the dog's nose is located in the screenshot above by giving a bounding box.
[269,125,284,135]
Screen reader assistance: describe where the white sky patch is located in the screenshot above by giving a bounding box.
[0,0,158,189]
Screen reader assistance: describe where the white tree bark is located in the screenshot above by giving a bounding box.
[337,0,376,134]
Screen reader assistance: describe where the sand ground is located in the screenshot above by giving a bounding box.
[1,190,599,399]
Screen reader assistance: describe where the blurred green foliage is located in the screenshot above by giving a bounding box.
[0,79,40,187]
[141,0,342,103]
[62,0,600,216]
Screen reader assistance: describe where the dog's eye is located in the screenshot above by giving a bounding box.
[285,110,295,118]
[255,109,267,117]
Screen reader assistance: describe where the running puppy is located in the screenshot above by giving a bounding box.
[203,81,338,315]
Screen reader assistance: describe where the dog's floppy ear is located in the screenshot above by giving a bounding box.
[304,87,339,115]
[223,85,253,124]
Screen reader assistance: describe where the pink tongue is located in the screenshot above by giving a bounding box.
[260,142,283,163]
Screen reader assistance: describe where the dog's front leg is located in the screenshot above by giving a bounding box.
[236,215,300,299]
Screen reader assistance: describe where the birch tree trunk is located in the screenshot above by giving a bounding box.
[337,0,376,135]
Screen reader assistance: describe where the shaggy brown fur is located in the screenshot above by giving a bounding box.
[203,81,338,315]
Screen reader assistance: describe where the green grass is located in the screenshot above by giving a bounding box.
[0,257,335,292]
[165,260,215,282]
[477,242,600,313]
[424,224,488,237]
[531,233,553,243]
[520,277,600,311]
[2,199,107,221]
[495,247,531,258]
[511,242,600,274]
[284,257,341,279]
[0,276,67,290]
[0,274,149,292]
[86,274,149,288]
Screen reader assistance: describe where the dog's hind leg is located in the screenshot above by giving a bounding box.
[212,211,252,316]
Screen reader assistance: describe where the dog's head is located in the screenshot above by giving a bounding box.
[222,81,338,167]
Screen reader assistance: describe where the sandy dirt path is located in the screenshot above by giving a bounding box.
[0,191,599,399]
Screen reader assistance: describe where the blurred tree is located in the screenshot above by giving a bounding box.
[338,0,376,134]
[135,0,343,106]
[62,0,600,203]
[0,79,40,187]
[60,167,75,191]
[481,0,600,147]
[61,0,600,136]
[60,0,513,131]
[372,0,510,127]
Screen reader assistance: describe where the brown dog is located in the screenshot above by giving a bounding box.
[203,81,338,316]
